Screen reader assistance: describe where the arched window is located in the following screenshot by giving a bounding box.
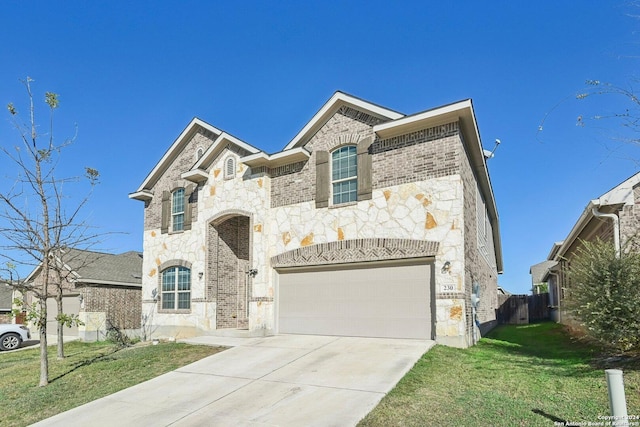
[224,157,236,179]
[161,266,191,310]
[196,147,204,161]
[331,146,357,204]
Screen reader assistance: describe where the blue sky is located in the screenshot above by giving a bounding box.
[1,1,638,294]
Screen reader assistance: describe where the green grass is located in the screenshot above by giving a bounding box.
[360,322,640,427]
[0,341,224,427]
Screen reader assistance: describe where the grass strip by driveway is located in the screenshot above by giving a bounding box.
[360,322,640,427]
[0,341,224,427]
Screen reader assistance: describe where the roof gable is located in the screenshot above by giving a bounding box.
[282,91,404,151]
[130,118,261,200]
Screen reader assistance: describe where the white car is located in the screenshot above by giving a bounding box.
[0,324,31,351]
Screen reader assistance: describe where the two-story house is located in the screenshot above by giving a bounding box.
[130,92,502,348]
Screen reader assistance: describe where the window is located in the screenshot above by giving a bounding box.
[161,266,191,310]
[224,157,235,179]
[172,188,185,232]
[196,147,204,160]
[331,146,357,204]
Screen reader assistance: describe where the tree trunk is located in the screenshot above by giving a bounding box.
[38,296,48,387]
[56,291,64,359]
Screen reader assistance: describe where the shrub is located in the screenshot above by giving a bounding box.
[566,238,640,351]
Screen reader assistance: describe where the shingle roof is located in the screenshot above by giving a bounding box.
[529,260,557,285]
[58,249,142,286]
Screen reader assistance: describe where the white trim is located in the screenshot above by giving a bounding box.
[72,279,142,287]
[128,190,153,201]
[330,145,358,205]
[181,169,208,183]
[373,99,472,138]
[241,147,311,168]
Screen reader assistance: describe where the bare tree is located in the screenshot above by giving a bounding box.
[0,77,100,386]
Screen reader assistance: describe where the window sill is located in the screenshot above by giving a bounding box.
[158,309,192,314]
[329,201,358,209]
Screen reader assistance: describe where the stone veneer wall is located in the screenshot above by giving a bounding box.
[142,147,273,338]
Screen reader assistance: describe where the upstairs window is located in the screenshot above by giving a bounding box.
[172,188,185,232]
[224,157,236,179]
[161,266,191,310]
[331,146,357,204]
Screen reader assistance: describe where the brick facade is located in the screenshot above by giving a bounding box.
[144,130,216,230]
[459,133,499,342]
[209,216,250,329]
[79,285,141,329]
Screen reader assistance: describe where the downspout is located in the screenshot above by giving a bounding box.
[592,207,620,258]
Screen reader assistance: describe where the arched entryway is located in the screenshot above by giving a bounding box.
[208,213,251,329]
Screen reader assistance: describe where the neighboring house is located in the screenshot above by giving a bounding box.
[529,260,555,294]
[542,171,640,323]
[0,282,13,324]
[130,91,503,348]
[23,249,143,341]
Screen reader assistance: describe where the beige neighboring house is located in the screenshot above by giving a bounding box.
[529,260,555,295]
[23,249,143,341]
[0,282,13,324]
[543,171,640,323]
[130,91,503,348]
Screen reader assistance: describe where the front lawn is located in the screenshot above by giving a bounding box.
[360,322,640,426]
[0,341,224,426]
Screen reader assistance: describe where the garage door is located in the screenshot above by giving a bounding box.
[277,261,433,339]
[46,295,80,337]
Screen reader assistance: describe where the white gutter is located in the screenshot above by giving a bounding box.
[592,206,620,258]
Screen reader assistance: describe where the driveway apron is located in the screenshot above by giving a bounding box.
[32,334,435,427]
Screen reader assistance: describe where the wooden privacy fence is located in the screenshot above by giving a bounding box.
[497,293,550,325]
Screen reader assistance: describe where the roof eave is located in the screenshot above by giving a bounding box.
[181,169,209,183]
[242,147,311,168]
[554,200,599,260]
[128,190,153,201]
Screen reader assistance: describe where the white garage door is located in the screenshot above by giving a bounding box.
[277,261,433,339]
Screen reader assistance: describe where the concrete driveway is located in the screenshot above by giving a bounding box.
[33,334,434,426]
